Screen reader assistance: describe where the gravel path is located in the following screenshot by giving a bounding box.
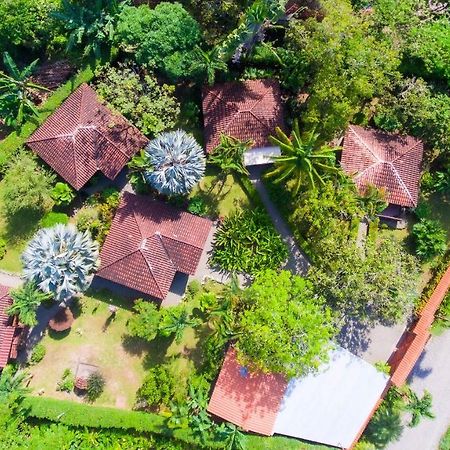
[387,329,450,450]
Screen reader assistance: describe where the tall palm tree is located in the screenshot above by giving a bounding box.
[7,282,51,327]
[194,47,228,85]
[209,134,252,179]
[0,52,50,127]
[159,306,199,343]
[267,119,340,195]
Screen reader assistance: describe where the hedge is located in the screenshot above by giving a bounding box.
[0,63,96,172]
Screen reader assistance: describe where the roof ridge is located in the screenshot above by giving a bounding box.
[349,126,381,164]
[138,247,165,299]
[159,232,203,250]
[390,139,422,164]
[386,161,416,206]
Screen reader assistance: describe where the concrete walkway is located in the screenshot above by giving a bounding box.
[0,270,22,288]
[248,168,310,275]
[387,330,450,450]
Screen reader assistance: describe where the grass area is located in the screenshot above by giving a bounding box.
[246,435,332,449]
[189,166,252,218]
[428,191,450,239]
[28,285,215,409]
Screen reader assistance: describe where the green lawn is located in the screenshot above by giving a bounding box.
[428,191,450,239]
[189,166,252,218]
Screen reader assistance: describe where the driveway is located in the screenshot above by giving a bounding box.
[387,329,450,450]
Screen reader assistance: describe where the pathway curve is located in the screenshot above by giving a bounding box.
[387,329,450,450]
[248,168,310,275]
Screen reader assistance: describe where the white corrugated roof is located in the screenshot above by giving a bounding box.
[244,146,281,166]
[273,347,388,449]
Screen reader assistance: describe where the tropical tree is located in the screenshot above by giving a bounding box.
[193,47,228,85]
[159,306,199,343]
[405,390,435,427]
[22,224,99,303]
[357,184,388,220]
[50,182,75,207]
[7,282,51,327]
[127,299,160,342]
[0,366,30,403]
[412,218,448,261]
[0,52,50,127]
[216,423,246,450]
[208,134,252,178]
[52,0,129,59]
[143,130,206,196]
[267,120,340,195]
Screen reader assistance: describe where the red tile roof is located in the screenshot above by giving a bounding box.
[390,266,450,386]
[96,192,212,300]
[341,125,424,207]
[0,285,16,369]
[27,83,149,190]
[202,79,285,153]
[207,347,288,436]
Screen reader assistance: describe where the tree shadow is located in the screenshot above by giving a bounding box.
[4,208,44,244]
[142,335,174,369]
[48,328,71,340]
[121,334,152,358]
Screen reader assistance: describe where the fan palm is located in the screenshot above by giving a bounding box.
[144,130,206,196]
[7,282,52,327]
[22,224,99,303]
[267,120,340,195]
[0,52,50,127]
[159,306,199,343]
[406,390,435,427]
[209,134,252,178]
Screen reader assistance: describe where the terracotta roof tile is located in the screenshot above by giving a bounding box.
[0,285,16,368]
[27,84,149,190]
[96,193,212,300]
[202,79,285,153]
[207,348,288,436]
[341,125,423,207]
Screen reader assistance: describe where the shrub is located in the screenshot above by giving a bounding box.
[86,371,106,403]
[116,3,202,80]
[30,344,46,365]
[135,365,175,411]
[76,207,100,233]
[187,196,208,216]
[127,300,160,342]
[412,218,447,261]
[40,212,69,228]
[186,279,201,297]
[0,238,6,260]
[56,369,75,393]
[211,208,288,275]
[94,63,180,137]
[50,182,75,206]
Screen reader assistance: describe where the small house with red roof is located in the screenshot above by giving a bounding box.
[27,83,149,190]
[208,346,388,449]
[96,192,212,302]
[202,79,285,166]
[0,285,23,369]
[341,125,424,225]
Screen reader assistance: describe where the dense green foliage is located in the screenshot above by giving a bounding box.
[1,151,54,217]
[86,371,106,403]
[94,63,180,136]
[412,218,448,261]
[40,211,69,228]
[135,365,175,411]
[127,300,160,342]
[50,182,74,206]
[30,344,46,365]
[211,208,288,275]
[208,134,251,177]
[116,3,202,80]
[233,270,335,378]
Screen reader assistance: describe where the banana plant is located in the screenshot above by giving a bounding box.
[0,52,50,128]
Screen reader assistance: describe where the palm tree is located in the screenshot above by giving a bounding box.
[159,306,199,343]
[406,390,435,427]
[22,224,99,303]
[144,130,206,196]
[209,134,252,178]
[7,282,51,327]
[267,119,340,195]
[0,52,50,127]
[358,184,388,220]
[216,423,247,450]
[52,0,128,60]
[0,366,30,403]
[194,47,228,85]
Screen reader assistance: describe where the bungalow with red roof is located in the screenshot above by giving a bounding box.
[27,83,149,190]
[208,346,388,449]
[0,285,23,369]
[202,79,285,166]
[96,192,212,302]
[341,125,424,226]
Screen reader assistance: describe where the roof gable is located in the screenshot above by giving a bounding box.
[341,125,424,207]
[202,79,285,153]
[27,84,149,190]
[97,193,212,300]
